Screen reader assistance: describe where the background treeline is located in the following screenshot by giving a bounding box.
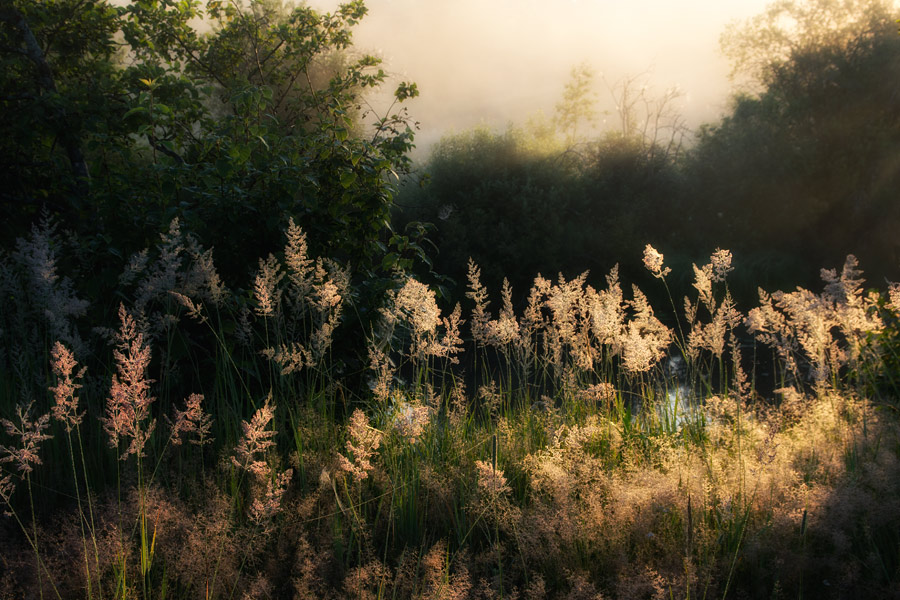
[5,0,900,317]
[399,0,900,307]
[0,0,427,303]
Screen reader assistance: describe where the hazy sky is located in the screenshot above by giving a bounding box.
[306,0,774,156]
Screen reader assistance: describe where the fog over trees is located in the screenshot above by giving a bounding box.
[398,0,900,307]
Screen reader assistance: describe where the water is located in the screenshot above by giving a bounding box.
[652,356,703,430]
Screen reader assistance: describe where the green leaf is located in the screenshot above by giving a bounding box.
[215,157,231,177]
[339,170,357,189]
[123,106,149,120]
[381,252,399,270]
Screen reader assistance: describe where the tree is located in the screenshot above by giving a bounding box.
[602,71,687,164]
[554,63,598,146]
[682,0,900,288]
[0,0,420,281]
[721,0,895,89]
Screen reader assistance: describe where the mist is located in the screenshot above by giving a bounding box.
[307,0,772,156]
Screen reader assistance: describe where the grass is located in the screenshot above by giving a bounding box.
[1,220,900,599]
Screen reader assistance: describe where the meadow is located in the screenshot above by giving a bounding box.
[2,218,899,599]
[5,0,900,597]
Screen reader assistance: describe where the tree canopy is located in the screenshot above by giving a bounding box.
[0,0,420,282]
[685,0,900,285]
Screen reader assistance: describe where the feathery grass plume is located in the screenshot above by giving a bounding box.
[389,397,432,444]
[337,409,382,483]
[729,334,751,401]
[342,560,392,600]
[471,455,519,539]
[253,254,284,318]
[466,259,491,345]
[419,539,472,600]
[192,245,226,307]
[305,258,348,366]
[0,471,13,510]
[681,249,742,362]
[0,400,56,598]
[643,244,671,279]
[888,281,900,313]
[474,459,511,500]
[256,253,343,376]
[48,341,102,598]
[11,218,89,355]
[126,220,184,306]
[49,341,85,432]
[119,248,149,287]
[419,539,449,597]
[284,218,314,298]
[384,277,463,363]
[266,342,310,376]
[478,277,521,350]
[777,289,833,383]
[0,400,52,476]
[478,381,503,418]
[746,288,800,381]
[367,342,395,403]
[252,223,349,380]
[396,277,441,359]
[512,274,549,387]
[820,255,882,367]
[522,274,551,340]
[710,248,734,282]
[686,291,741,360]
[499,277,519,340]
[575,383,618,409]
[692,262,715,312]
[232,394,277,478]
[545,272,594,373]
[172,486,239,595]
[169,393,213,447]
[747,257,878,385]
[683,294,698,329]
[121,219,226,339]
[622,286,672,373]
[438,303,465,364]
[820,254,864,307]
[234,305,254,348]
[449,376,469,427]
[104,304,156,460]
[585,265,626,353]
[168,290,205,323]
[248,468,293,530]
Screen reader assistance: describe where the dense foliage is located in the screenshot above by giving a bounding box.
[686,0,900,286]
[400,0,900,303]
[400,125,684,303]
[0,0,421,285]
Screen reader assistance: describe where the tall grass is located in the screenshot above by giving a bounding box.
[1,220,899,598]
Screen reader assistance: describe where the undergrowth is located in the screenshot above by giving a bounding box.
[2,218,900,599]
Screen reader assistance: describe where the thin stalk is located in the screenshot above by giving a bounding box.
[27,474,44,600]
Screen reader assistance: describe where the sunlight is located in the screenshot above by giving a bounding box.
[306,0,773,150]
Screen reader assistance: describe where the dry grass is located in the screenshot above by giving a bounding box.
[1,224,899,599]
